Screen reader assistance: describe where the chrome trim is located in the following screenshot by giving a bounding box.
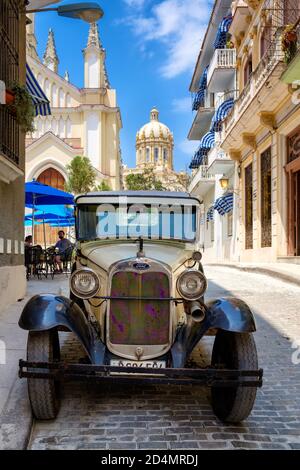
[70,268,100,300]
[106,258,174,361]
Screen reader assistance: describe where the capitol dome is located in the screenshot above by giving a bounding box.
[137,108,173,141]
[135,108,174,170]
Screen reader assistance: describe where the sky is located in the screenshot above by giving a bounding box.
[34,0,214,171]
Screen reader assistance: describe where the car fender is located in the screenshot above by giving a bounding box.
[206,297,256,333]
[19,294,105,364]
[171,297,256,368]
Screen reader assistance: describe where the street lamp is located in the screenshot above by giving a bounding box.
[27,2,104,23]
[219,177,229,190]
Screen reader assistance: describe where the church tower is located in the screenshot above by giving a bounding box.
[83,22,110,89]
[26,13,39,61]
[43,28,59,73]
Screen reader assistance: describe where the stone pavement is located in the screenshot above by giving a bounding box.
[24,267,300,450]
[207,262,300,288]
[0,275,69,450]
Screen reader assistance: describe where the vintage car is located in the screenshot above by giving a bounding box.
[19,191,262,422]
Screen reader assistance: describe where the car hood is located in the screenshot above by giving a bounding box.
[80,241,193,272]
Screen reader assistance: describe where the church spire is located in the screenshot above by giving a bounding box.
[43,28,59,73]
[84,22,110,89]
[86,22,102,49]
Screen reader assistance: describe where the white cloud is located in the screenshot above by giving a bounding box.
[178,139,199,156]
[123,0,147,8]
[123,0,212,78]
[172,97,193,113]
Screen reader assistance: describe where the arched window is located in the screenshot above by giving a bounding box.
[51,84,57,107]
[244,55,253,86]
[51,118,57,135]
[59,88,65,108]
[146,148,150,161]
[154,148,159,162]
[66,117,72,138]
[59,117,65,137]
[66,93,71,107]
[163,148,168,163]
[44,78,50,99]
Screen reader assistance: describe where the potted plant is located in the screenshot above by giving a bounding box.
[282,25,298,64]
[7,83,35,133]
[5,89,15,105]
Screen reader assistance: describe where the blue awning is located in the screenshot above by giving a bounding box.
[189,148,208,169]
[200,131,215,150]
[206,206,215,222]
[192,89,205,111]
[26,64,51,116]
[214,193,234,216]
[193,66,209,111]
[210,98,234,132]
[213,15,233,49]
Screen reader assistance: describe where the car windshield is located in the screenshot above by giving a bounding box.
[77,203,197,242]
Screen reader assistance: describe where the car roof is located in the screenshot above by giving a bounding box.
[76,191,201,204]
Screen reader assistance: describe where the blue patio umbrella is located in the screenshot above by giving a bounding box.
[25,181,74,207]
[25,180,74,246]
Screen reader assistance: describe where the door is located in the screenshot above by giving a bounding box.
[245,163,253,250]
[286,127,300,256]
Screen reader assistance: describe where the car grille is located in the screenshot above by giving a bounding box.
[109,271,170,345]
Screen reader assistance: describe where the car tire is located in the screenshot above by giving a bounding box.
[211,330,258,423]
[27,330,61,420]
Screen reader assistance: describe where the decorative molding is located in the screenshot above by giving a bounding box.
[242,133,256,150]
[259,112,277,130]
[228,149,242,161]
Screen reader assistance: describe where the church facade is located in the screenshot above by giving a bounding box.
[25,15,122,192]
[123,108,188,192]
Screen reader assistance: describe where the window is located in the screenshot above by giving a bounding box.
[227,211,233,238]
[245,163,253,250]
[260,25,271,59]
[261,147,272,248]
[154,148,159,162]
[244,55,253,86]
[163,148,168,163]
[146,148,150,161]
[211,220,215,243]
[284,0,300,25]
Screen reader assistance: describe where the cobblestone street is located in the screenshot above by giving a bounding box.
[24,266,300,450]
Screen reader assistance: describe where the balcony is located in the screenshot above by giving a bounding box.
[207,147,235,176]
[0,106,23,183]
[207,49,237,92]
[189,165,215,198]
[189,91,214,140]
[229,1,250,37]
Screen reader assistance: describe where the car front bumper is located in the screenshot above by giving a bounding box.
[19,360,263,387]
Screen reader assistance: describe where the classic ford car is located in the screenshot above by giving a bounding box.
[19,191,262,422]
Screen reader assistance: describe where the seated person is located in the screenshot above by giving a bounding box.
[54,231,72,272]
[24,235,32,247]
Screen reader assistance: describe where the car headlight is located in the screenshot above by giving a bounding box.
[176,270,207,301]
[70,268,100,299]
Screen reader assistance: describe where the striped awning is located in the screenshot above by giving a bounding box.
[210,98,234,132]
[193,66,209,111]
[214,193,234,216]
[192,89,205,111]
[206,206,215,222]
[26,63,51,116]
[200,131,215,150]
[189,148,208,169]
[214,15,233,49]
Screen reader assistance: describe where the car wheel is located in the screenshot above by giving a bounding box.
[27,330,61,420]
[211,330,258,423]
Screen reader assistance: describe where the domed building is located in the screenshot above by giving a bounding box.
[124,108,188,191]
[136,108,174,170]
